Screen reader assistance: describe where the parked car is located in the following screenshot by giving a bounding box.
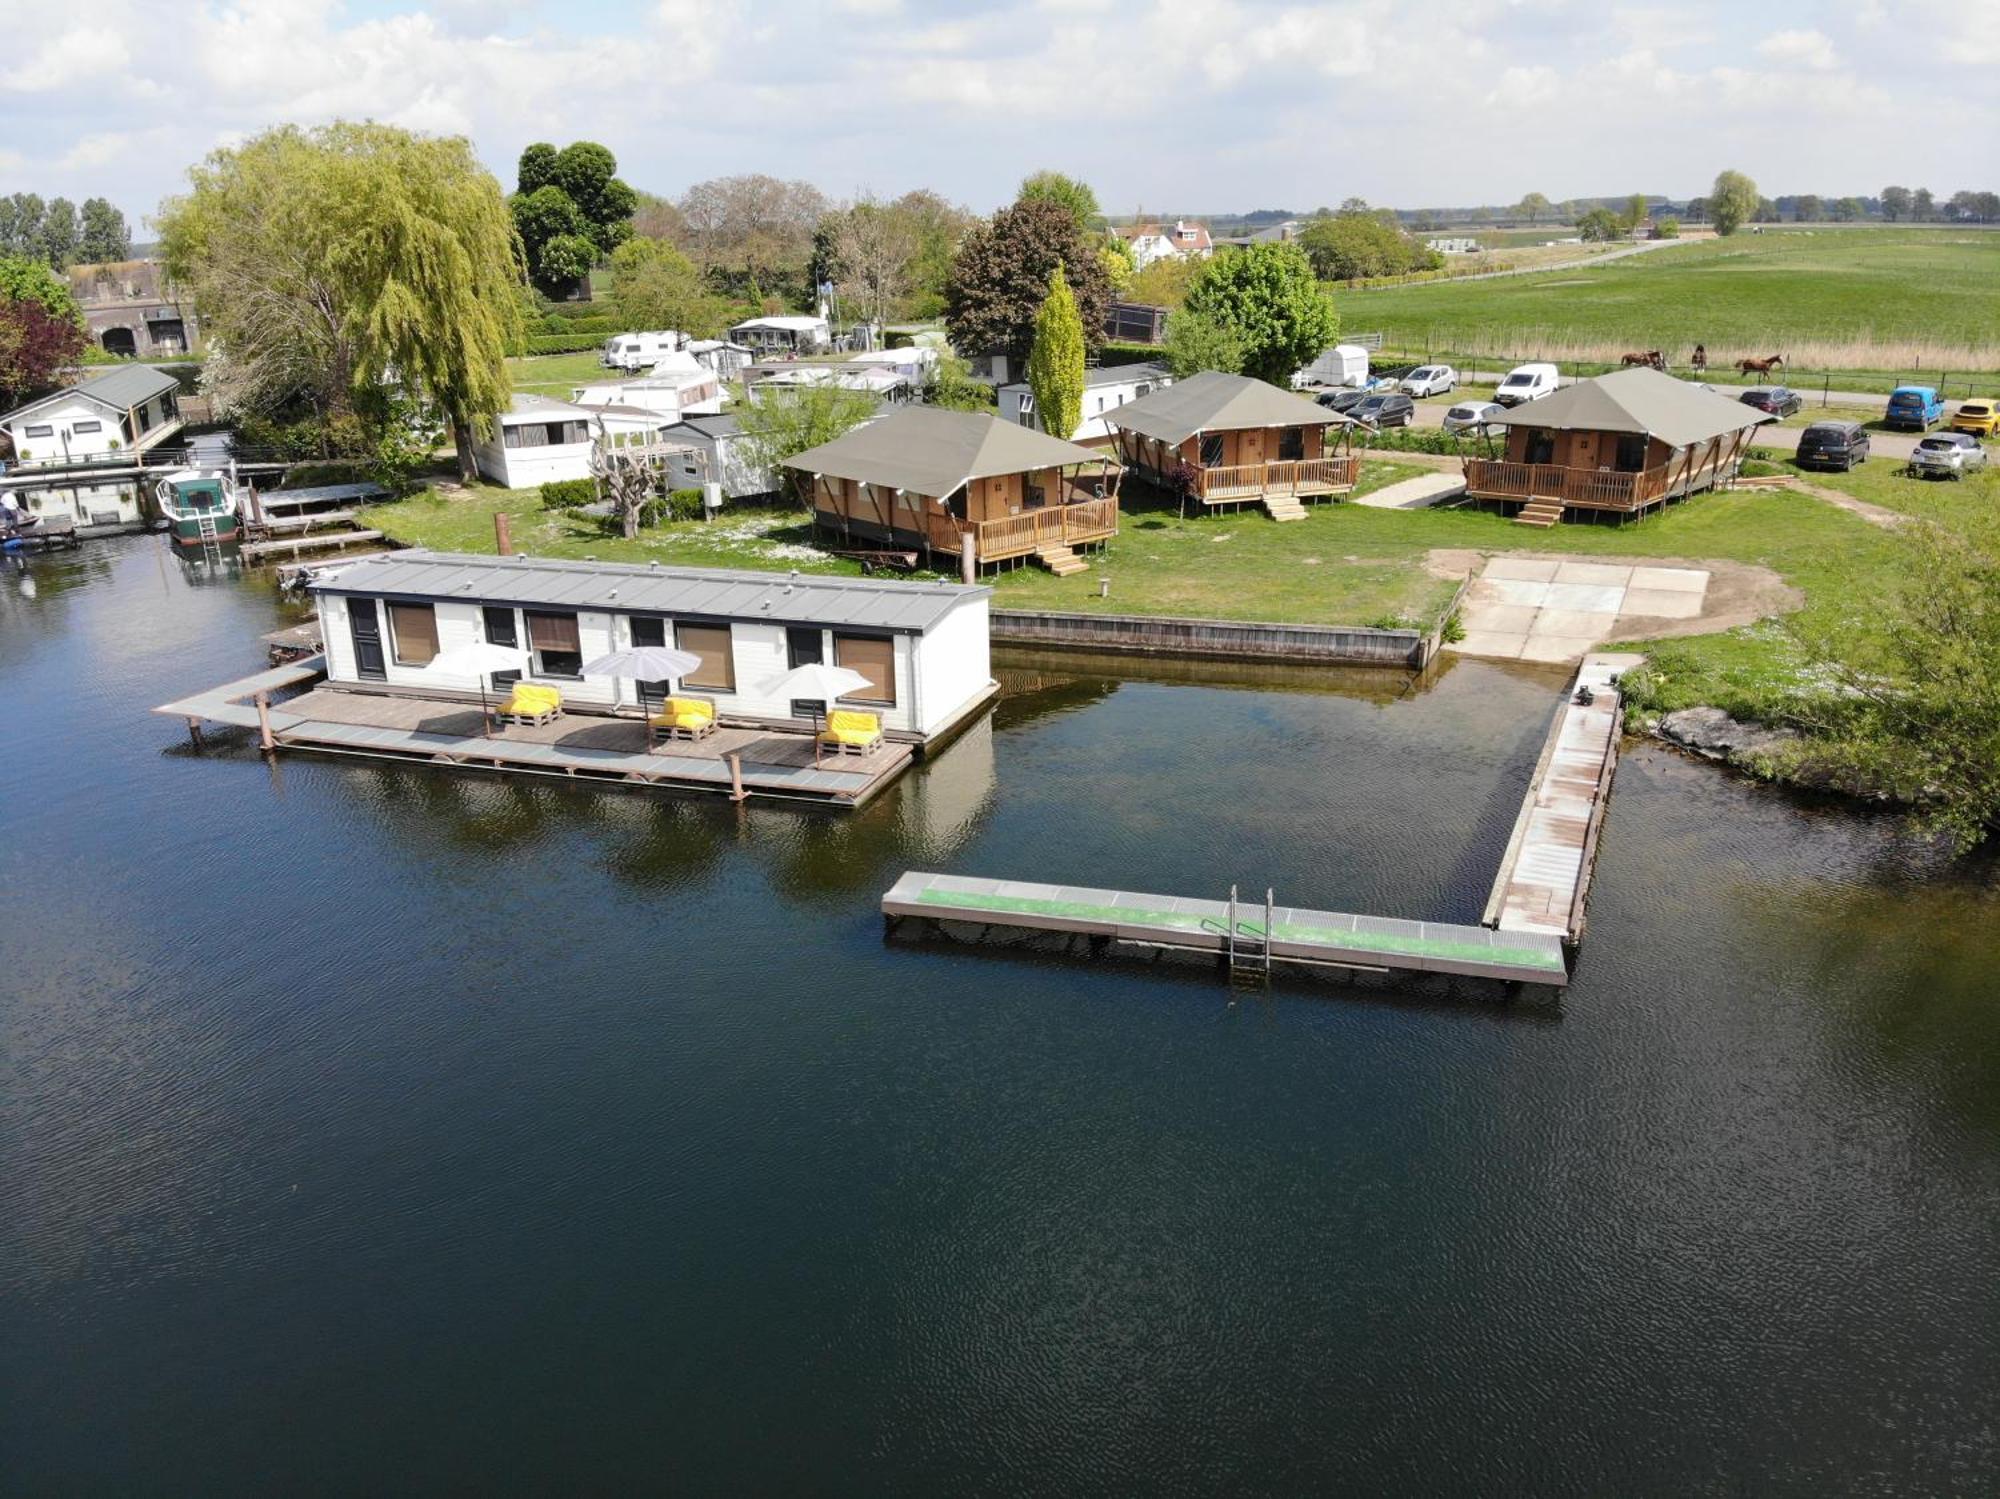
[1441,400,1504,435]
[1947,398,1999,438]
[1315,387,1370,415]
[1884,385,1944,431]
[1349,392,1417,429]
[1739,386,1804,418]
[1399,364,1458,398]
[1795,420,1870,472]
[1907,432,1989,479]
[1493,362,1560,407]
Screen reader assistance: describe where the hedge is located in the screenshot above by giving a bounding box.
[1095,340,1170,367]
[541,478,596,509]
[523,333,605,355]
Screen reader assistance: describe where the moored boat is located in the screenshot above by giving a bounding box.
[156,467,242,547]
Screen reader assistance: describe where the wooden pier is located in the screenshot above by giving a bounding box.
[1481,653,1640,943]
[883,872,1569,988]
[238,528,386,564]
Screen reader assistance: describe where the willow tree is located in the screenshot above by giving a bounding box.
[1026,262,1084,441]
[159,122,523,479]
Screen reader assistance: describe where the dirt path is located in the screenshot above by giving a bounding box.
[1784,479,1907,529]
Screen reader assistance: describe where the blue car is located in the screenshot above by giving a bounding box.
[1884,385,1944,431]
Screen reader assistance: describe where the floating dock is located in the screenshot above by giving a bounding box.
[883,872,1569,987]
[238,529,386,564]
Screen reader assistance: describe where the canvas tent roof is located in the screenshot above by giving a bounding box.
[1489,367,1773,447]
[1103,370,1351,445]
[783,405,1107,498]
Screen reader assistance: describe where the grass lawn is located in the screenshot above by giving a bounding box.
[507,350,612,397]
[1350,228,2000,386]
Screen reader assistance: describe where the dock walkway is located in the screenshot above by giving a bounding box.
[883,872,1568,986]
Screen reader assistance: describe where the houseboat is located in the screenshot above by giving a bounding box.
[156,466,242,547]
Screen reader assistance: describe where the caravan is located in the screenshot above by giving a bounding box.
[1292,344,1371,391]
[601,330,685,370]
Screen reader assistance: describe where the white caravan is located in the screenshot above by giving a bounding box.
[601,330,686,370]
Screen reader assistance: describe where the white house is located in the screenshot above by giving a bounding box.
[728,315,831,354]
[686,338,753,380]
[0,366,185,530]
[472,394,597,489]
[1426,237,1482,255]
[665,413,773,502]
[997,362,1173,447]
[571,355,725,423]
[1117,219,1212,271]
[308,549,995,743]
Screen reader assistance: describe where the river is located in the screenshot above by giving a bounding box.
[3,537,1996,1495]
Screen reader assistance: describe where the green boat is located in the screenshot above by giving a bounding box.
[156,468,242,547]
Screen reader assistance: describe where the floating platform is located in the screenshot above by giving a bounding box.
[238,529,385,563]
[882,871,1569,987]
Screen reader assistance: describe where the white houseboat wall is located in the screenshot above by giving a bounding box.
[309,551,994,743]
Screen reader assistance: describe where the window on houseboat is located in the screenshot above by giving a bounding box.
[675,623,735,690]
[526,609,583,677]
[1614,434,1649,471]
[833,634,895,706]
[1199,434,1224,467]
[1278,428,1304,461]
[388,602,440,666]
[24,424,53,438]
[72,420,102,434]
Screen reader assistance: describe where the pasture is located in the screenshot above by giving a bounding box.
[1349,229,2000,387]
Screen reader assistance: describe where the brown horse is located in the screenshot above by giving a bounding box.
[1736,354,1785,375]
[1620,350,1665,370]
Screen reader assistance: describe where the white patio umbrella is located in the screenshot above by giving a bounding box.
[759,661,871,766]
[581,645,704,746]
[426,640,532,737]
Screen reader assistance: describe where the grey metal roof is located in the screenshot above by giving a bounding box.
[676,413,744,440]
[997,363,1171,396]
[1104,370,1352,445]
[312,548,989,633]
[2,363,180,424]
[783,405,1106,498]
[1488,367,1773,447]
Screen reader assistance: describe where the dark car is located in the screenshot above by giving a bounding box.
[1795,419,1870,471]
[1349,391,1416,429]
[1740,385,1804,418]
[1315,387,1370,414]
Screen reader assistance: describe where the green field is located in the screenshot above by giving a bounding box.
[507,350,610,397]
[1348,229,2000,387]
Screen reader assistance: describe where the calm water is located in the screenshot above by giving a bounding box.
[3,538,1998,1496]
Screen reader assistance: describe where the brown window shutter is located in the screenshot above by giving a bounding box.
[388,603,439,665]
[833,634,895,705]
[675,623,735,690]
[527,611,580,652]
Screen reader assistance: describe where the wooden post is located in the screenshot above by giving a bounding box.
[959,528,976,584]
[727,751,747,803]
[186,715,204,748]
[494,511,513,555]
[255,692,276,751]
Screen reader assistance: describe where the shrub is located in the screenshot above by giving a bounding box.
[1357,424,1474,456]
[639,486,706,525]
[279,459,370,488]
[541,477,596,509]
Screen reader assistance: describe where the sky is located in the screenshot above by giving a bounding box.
[0,0,1993,227]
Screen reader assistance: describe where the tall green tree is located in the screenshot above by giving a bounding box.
[1298,213,1438,280]
[510,140,635,295]
[0,194,44,259]
[1515,192,1552,225]
[1794,194,1824,223]
[158,121,523,481]
[1179,242,1336,384]
[1016,170,1099,228]
[1710,170,1759,236]
[1623,193,1649,231]
[1879,185,1912,222]
[1912,187,1935,220]
[945,197,1111,371]
[1161,306,1244,378]
[607,237,727,337]
[78,198,130,263]
[0,255,87,405]
[39,197,78,269]
[1025,262,1084,440]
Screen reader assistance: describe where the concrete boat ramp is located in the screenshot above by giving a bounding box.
[885,652,1641,997]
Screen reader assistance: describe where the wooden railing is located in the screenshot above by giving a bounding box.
[1461,459,1672,511]
[1195,455,1356,500]
[973,496,1119,560]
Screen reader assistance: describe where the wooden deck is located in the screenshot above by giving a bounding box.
[1481,653,1639,941]
[238,529,385,563]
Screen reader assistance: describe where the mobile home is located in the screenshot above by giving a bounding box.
[728,315,831,355]
[472,394,598,489]
[998,363,1172,447]
[602,330,685,370]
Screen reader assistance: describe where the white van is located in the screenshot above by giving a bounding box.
[601,330,684,371]
[1493,362,1560,407]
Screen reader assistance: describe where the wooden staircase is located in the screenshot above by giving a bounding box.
[1515,499,1565,528]
[1035,543,1090,577]
[1262,495,1308,522]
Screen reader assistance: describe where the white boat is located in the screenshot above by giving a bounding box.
[156,466,242,547]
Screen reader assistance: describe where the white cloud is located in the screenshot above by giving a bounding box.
[1755,28,1838,70]
[2,25,131,92]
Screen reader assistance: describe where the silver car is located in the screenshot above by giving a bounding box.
[1399,364,1458,398]
[1442,400,1503,435]
[1908,432,1989,479]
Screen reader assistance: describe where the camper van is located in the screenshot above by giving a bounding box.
[1292,344,1370,391]
[1493,362,1561,408]
[601,331,685,371]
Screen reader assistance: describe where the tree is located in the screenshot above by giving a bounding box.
[1016,171,1099,228]
[892,188,976,320]
[1623,193,1649,232]
[517,143,560,196]
[1161,305,1244,378]
[512,184,588,294]
[39,198,78,270]
[1179,242,1335,385]
[676,174,827,302]
[0,194,44,260]
[1710,170,1759,236]
[1515,192,1552,225]
[1653,216,1681,239]
[922,351,994,412]
[1913,187,1935,221]
[1098,235,1135,293]
[631,191,686,244]
[1794,194,1824,223]
[1026,263,1084,440]
[0,255,87,405]
[1125,252,1203,309]
[1880,185,1912,222]
[1755,197,1778,223]
[78,198,130,263]
[607,237,726,335]
[157,121,522,481]
[1297,213,1438,280]
[1577,207,1622,242]
[1683,196,1708,224]
[944,197,1111,370]
[738,382,880,506]
[549,142,635,254]
[1830,197,1864,223]
[510,140,634,294]
[829,197,921,329]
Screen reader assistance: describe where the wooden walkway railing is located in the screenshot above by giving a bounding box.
[1195,455,1357,501]
[1462,459,1672,512]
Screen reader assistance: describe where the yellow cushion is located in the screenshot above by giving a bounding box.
[820,709,882,746]
[501,683,561,713]
[650,696,714,727]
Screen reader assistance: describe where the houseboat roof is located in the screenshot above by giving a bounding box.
[1,364,180,425]
[1489,367,1774,447]
[784,405,1105,499]
[310,549,989,633]
[1105,369,1352,445]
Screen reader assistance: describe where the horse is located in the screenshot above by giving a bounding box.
[1691,344,1707,373]
[1620,350,1664,369]
[1736,354,1784,376]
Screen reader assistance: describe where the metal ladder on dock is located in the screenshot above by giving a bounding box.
[1225,884,1275,988]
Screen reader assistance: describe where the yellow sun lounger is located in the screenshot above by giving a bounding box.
[649,695,717,742]
[818,708,883,756]
[494,682,562,726]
